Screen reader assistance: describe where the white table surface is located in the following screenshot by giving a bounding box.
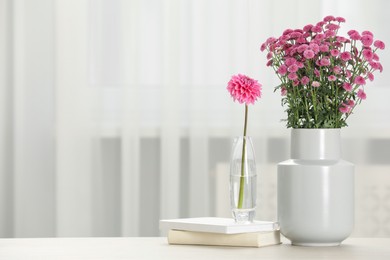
[0,237,389,260]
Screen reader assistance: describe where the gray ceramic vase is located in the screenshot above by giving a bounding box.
[278,129,354,246]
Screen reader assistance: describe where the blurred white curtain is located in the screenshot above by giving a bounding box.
[0,0,389,238]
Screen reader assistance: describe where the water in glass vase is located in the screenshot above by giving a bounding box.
[229,136,257,223]
[230,174,257,223]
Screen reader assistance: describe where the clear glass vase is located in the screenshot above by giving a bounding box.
[229,136,257,223]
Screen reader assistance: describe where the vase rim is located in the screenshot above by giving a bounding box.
[291,128,341,133]
[291,128,341,130]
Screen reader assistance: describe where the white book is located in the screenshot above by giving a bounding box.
[159,217,279,234]
[167,229,281,247]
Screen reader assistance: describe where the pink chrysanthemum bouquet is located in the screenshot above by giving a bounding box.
[261,15,385,128]
[227,74,262,209]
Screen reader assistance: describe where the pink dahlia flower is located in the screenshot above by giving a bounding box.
[326,23,339,31]
[320,57,331,66]
[266,37,277,45]
[347,30,358,36]
[343,82,352,92]
[303,24,313,32]
[323,15,335,22]
[312,25,322,33]
[362,49,374,61]
[297,44,309,53]
[370,61,383,72]
[301,76,310,85]
[283,29,294,35]
[354,76,366,85]
[374,40,385,50]
[227,74,262,105]
[361,35,374,47]
[325,30,336,37]
[288,64,299,73]
[317,21,326,27]
[357,89,367,100]
[277,65,288,76]
[362,31,374,37]
[260,43,267,52]
[315,34,325,41]
[297,62,304,69]
[303,49,315,59]
[290,32,302,38]
[285,58,297,66]
[339,105,351,114]
[350,32,361,41]
[312,81,320,88]
[319,44,329,52]
[330,49,340,57]
[336,36,348,43]
[288,73,298,80]
[340,52,352,61]
[309,43,320,53]
[297,34,308,44]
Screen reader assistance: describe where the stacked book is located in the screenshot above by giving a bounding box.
[159,217,281,248]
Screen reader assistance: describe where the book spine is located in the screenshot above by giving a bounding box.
[168,230,279,247]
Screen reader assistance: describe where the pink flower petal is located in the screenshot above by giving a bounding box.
[374,40,385,50]
[357,89,367,100]
[227,74,262,105]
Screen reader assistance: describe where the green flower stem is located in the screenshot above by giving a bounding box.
[237,104,248,209]
[303,89,311,125]
[335,81,339,127]
[311,88,318,124]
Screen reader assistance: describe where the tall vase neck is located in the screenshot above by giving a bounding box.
[291,129,341,160]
